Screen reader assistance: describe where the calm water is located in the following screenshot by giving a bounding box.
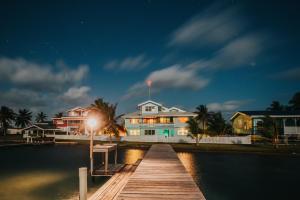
[0,145,299,200]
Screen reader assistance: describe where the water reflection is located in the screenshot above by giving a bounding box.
[177,152,197,177]
[123,149,145,164]
[0,145,146,200]
[0,170,69,200]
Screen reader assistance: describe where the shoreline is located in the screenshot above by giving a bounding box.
[1,138,300,155]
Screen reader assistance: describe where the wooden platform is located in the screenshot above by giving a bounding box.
[89,161,141,200]
[89,144,205,200]
[116,144,206,200]
[93,164,125,176]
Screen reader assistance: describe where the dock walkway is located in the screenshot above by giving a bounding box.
[90,144,205,200]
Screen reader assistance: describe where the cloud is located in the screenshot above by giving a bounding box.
[0,57,89,92]
[169,4,243,47]
[59,86,91,104]
[270,67,300,80]
[104,54,152,71]
[209,33,265,69]
[122,65,209,99]
[186,33,266,71]
[207,100,251,112]
[0,88,48,113]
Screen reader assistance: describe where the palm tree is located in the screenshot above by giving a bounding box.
[35,112,47,123]
[195,105,209,135]
[207,112,226,135]
[55,112,63,118]
[267,101,284,111]
[262,115,280,148]
[289,92,300,110]
[187,117,201,145]
[15,109,32,128]
[0,106,16,135]
[89,98,124,142]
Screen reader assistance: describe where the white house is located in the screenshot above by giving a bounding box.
[122,100,197,142]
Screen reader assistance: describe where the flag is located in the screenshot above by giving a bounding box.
[146,80,152,87]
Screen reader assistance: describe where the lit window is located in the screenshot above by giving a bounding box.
[143,118,156,124]
[129,129,140,136]
[178,117,188,123]
[178,128,188,135]
[130,119,139,124]
[159,117,173,124]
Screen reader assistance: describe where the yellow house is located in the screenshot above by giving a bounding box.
[231,111,300,135]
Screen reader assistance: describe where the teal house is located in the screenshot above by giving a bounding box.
[122,100,197,142]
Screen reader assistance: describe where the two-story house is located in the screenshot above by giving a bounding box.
[122,100,197,142]
[52,107,89,134]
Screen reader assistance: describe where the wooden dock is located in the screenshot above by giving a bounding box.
[89,144,205,200]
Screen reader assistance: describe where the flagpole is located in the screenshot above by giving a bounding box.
[147,80,152,100]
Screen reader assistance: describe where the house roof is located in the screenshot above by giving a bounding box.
[168,107,186,112]
[67,106,87,112]
[231,110,300,120]
[137,100,163,107]
[22,123,60,131]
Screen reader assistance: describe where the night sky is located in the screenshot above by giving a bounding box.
[0,0,299,118]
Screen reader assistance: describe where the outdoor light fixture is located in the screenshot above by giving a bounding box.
[87,118,97,128]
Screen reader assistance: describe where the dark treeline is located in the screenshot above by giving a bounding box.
[266,92,300,111]
[0,107,49,135]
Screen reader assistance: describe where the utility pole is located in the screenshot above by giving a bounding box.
[147,80,152,100]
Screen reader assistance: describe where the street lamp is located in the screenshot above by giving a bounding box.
[87,117,97,175]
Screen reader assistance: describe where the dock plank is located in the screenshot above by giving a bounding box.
[116,144,205,200]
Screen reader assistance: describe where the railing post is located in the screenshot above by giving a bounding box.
[79,167,87,200]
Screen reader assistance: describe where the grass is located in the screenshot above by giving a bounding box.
[1,134,300,155]
[117,141,300,155]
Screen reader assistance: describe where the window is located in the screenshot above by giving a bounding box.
[178,117,188,123]
[143,118,156,124]
[145,130,155,135]
[145,106,156,112]
[159,117,173,124]
[145,106,153,111]
[130,119,139,124]
[297,119,300,127]
[177,128,188,136]
[129,129,140,136]
[285,119,296,127]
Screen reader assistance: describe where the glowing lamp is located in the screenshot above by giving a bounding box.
[87,118,97,128]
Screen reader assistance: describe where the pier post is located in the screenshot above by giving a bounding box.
[79,167,87,200]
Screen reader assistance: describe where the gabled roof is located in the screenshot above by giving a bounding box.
[168,107,186,112]
[231,110,300,120]
[67,106,87,112]
[22,123,59,131]
[137,100,163,107]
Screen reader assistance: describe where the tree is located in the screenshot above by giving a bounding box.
[262,115,280,147]
[89,98,124,142]
[0,106,15,135]
[267,101,284,111]
[186,117,201,145]
[195,105,209,135]
[35,112,47,123]
[15,109,32,128]
[207,112,226,135]
[289,92,300,110]
[55,112,63,118]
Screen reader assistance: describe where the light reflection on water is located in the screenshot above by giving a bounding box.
[0,145,146,200]
[123,149,145,164]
